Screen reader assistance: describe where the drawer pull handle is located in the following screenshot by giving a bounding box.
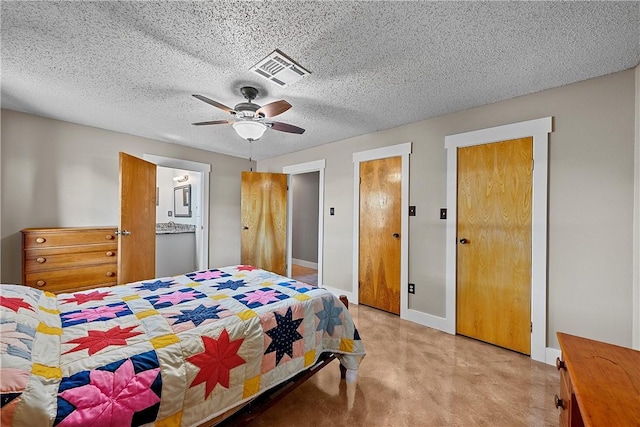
[105,235,115,240]
[556,357,566,371]
[554,394,564,410]
[106,271,115,277]
[36,257,46,264]
[35,237,46,244]
[106,251,115,257]
[35,280,46,287]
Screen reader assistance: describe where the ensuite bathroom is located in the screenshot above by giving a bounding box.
[155,166,202,277]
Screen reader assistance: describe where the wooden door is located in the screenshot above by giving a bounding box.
[118,152,156,284]
[358,156,402,314]
[456,137,532,354]
[241,172,287,275]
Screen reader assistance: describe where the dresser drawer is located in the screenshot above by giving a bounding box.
[25,263,117,293]
[23,228,118,249]
[24,244,117,273]
[558,369,570,427]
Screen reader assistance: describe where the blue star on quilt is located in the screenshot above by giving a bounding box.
[135,280,175,292]
[316,297,343,335]
[168,304,225,327]
[264,307,303,365]
[278,281,314,293]
[214,280,246,291]
[1,392,21,408]
[0,319,36,361]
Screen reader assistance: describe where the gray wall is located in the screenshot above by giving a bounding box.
[1,109,253,283]
[291,172,319,264]
[259,69,636,350]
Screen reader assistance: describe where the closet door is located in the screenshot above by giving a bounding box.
[240,171,287,275]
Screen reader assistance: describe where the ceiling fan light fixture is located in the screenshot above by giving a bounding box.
[232,120,267,141]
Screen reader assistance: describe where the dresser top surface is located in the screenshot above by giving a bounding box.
[22,226,117,233]
[557,332,640,427]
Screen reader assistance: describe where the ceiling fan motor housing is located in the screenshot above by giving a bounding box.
[240,86,260,101]
[233,102,260,118]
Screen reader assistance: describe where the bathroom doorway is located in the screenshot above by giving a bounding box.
[143,154,211,277]
[283,160,325,286]
[290,172,320,285]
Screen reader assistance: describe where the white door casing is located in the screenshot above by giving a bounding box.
[444,117,552,363]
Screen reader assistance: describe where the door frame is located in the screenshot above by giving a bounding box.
[444,117,552,363]
[143,154,211,270]
[352,142,412,313]
[283,159,325,286]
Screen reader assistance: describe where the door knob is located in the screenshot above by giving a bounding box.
[393,233,400,238]
[459,238,468,244]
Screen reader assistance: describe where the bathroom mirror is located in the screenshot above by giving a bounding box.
[174,184,191,217]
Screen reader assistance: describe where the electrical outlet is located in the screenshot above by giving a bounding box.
[168,211,173,217]
[408,283,415,294]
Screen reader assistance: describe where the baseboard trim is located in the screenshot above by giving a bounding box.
[545,347,561,366]
[321,286,356,305]
[403,309,452,334]
[292,259,318,269]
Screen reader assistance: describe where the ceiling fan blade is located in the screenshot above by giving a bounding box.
[256,100,292,118]
[192,120,231,126]
[192,94,234,113]
[269,121,305,134]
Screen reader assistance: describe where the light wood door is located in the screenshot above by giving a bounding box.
[359,156,402,314]
[456,137,532,354]
[241,172,287,275]
[118,152,156,284]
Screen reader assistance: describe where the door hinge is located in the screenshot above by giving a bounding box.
[531,159,534,171]
[530,322,533,333]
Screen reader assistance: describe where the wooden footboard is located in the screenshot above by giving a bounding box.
[206,295,351,427]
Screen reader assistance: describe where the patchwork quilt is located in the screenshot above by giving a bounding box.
[0,265,365,426]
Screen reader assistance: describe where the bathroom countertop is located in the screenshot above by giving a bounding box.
[156,222,196,234]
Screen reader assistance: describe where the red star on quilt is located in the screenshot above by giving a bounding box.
[187,329,245,398]
[60,290,112,305]
[0,296,34,313]
[63,325,142,356]
[236,265,258,271]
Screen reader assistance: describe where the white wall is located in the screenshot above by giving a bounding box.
[259,69,637,350]
[0,109,253,283]
[156,167,199,225]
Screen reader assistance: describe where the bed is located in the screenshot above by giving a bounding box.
[0,265,365,426]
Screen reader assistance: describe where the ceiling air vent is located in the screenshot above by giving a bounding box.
[250,49,311,87]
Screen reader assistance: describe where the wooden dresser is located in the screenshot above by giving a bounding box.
[555,332,640,427]
[22,227,118,294]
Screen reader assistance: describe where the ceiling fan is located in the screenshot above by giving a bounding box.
[192,86,305,141]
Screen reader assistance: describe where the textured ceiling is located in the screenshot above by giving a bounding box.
[1,1,638,160]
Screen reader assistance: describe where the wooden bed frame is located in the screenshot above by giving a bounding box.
[204,295,350,426]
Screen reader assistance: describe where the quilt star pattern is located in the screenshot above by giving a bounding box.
[0,266,365,427]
